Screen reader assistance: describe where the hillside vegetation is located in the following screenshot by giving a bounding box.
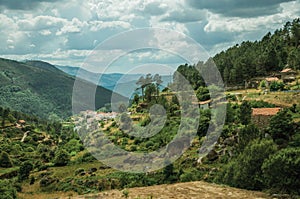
[0,19,299,199]
[213,18,300,86]
[0,59,126,119]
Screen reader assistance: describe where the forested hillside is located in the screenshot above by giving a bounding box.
[0,58,126,119]
[213,18,300,85]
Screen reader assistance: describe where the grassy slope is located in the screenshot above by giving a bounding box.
[228,89,299,106]
[0,58,126,119]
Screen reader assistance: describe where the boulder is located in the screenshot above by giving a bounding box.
[206,150,218,161]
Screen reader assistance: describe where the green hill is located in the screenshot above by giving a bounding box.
[213,18,300,86]
[0,58,126,119]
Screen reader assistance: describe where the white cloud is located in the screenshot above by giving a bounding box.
[204,1,299,33]
[56,18,87,35]
[0,0,299,72]
[89,21,132,31]
[40,30,52,35]
[17,15,67,31]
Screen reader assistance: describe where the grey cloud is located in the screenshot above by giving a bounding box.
[186,0,296,17]
[143,2,167,16]
[160,9,205,23]
[0,0,61,10]
[186,22,235,47]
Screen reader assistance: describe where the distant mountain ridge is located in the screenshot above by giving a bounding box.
[0,58,126,119]
[55,65,173,98]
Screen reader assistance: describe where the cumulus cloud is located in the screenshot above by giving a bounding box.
[186,0,296,17]
[17,15,67,31]
[142,1,168,16]
[0,0,62,10]
[0,0,299,72]
[204,1,300,33]
[160,8,206,23]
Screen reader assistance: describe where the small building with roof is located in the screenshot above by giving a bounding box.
[251,108,281,128]
[281,68,297,83]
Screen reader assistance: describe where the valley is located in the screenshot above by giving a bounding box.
[0,19,300,199]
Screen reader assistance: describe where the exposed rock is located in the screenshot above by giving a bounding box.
[223,137,235,146]
[206,150,218,161]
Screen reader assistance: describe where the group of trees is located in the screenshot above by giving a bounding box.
[0,107,10,127]
[214,18,300,85]
[214,101,300,195]
[136,74,163,102]
[0,106,78,195]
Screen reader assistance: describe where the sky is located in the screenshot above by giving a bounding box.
[0,0,299,74]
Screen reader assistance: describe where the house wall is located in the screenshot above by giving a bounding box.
[251,115,272,129]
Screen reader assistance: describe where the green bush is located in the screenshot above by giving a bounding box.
[40,176,58,187]
[238,124,260,151]
[262,147,300,194]
[75,168,85,176]
[216,139,277,190]
[196,87,210,101]
[179,170,198,182]
[0,180,17,199]
[18,161,33,182]
[64,139,83,154]
[53,149,70,166]
[270,81,285,91]
[0,151,13,168]
[249,100,275,108]
[268,109,294,145]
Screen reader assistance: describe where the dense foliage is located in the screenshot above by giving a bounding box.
[214,18,300,85]
[0,59,125,119]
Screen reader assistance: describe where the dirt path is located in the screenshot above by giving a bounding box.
[21,131,30,142]
[70,181,270,199]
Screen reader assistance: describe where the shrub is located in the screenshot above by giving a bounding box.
[180,170,198,182]
[270,81,285,91]
[30,176,35,185]
[216,139,277,190]
[262,147,300,194]
[122,189,129,198]
[40,176,57,187]
[75,168,85,176]
[64,139,83,154]
[268,109,294,145]
[0,151,13,168]
[0,180,17,199]
[238,124,260,151]
[53,149,70,166]
[18,161,33,181]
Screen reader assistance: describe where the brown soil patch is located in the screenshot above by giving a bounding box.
[70,181,270,199]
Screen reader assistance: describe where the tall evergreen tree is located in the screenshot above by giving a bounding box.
[0,152,13,168]
[239,101,252,125]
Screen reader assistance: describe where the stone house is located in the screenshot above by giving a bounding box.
[251,108,281,129]
[281,68,297,83]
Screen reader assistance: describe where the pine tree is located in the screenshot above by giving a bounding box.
[239,101,252,125]
[0,152,13,168]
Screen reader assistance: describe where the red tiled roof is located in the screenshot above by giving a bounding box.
[252,108,281,116]
[265,77,279,82]
[192,100,212,105]
[281,68,293,73]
